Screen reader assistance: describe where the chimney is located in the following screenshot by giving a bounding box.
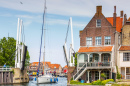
[120,11,123,18]
[113,6,116,27]
[124,14,127,25]
[96,6,102,16]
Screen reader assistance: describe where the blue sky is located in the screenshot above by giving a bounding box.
[0,0,130,67]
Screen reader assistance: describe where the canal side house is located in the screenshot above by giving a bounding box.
[50,64,62,76]
[73,6,124,83]
[117,18,130,79]
[29,62,51,75]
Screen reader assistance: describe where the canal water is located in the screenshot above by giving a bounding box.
[1,77,67,86]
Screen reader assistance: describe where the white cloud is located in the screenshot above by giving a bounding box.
[0,13,12,17]
[15,14,87,28]
[16,15,34,19]
[0,0,130,17]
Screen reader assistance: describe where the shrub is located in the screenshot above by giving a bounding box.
[92,80,102,85]
[70,80,92,85]
[116,66,121,79]
[117,72,121,79]
[70,80,80,84]
[101,73,107,80]
[101,79,114,85]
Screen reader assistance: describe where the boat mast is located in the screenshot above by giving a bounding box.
[43,0,46,75]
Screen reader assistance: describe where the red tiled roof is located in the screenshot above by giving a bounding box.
[30,62,51,66]
[64,65,68,68]
[30,62,39,66]
[78,46,113,52]
[119,46,130,51]
[106,17,123,32]
[127,17,130,22]
[50,64,61,69]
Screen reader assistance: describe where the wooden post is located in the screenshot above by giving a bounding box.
[87,71,90,83]
[125,67,126,79]
[99,71,101,80]
[2,72,3,84]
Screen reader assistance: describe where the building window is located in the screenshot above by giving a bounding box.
[96,19,101,27]
[103,54,110,62]
[102,71,109,79]
[105,36,111,45]
[123,53,130,61]
[94,54,99,62]
[95,71,99,80]
[96,37,101,45]
[86,37,92,46]
[126,68,130,73]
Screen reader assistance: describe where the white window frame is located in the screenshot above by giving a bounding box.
[96,19,101,27]
[104,36,111,45]
[95,71,99,80]
[86,37,92,46]
[123,53,130,61]
[95,36,102,45]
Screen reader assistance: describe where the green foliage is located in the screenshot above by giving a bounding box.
[71,56,73,63]
[101,73,107,80]
[74,52,77,66]
[70,80,92,85]
[0,37,16,66]
[92,79,114,85]
[70,79,114,85]
[116,66,121,79]
[101,79,114,85]
[71,78,73,81]
[92,80,102,85]
[0,37,30,67]
[117,73,121,79]
[25,50,30,67]
[12,69,15,74]
[70,80,80,84]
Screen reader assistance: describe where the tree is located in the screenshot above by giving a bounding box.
[0,37,30,67]
[25,50,30,67]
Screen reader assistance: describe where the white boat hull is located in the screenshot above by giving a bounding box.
[37,75,57,84]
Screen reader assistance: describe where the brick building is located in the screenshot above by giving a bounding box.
[29,62,62,76]
[62,65,68,74]
[73,6,123,83]
[117,18,130,79]
[50,64,62,75]
[29,62,51,75]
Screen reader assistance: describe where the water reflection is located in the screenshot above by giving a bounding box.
[1,77,67,86]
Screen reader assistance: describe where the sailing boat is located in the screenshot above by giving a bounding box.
[36,0,58,84]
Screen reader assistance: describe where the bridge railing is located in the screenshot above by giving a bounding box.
[0,66,12,71]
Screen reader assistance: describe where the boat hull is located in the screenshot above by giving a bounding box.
[37,76,57,84]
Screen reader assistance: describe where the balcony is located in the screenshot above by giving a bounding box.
[79,62,112,69]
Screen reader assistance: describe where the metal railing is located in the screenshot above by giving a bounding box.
[79,62,112,68]
[73,62,112,80]
[73,63,87,80]
[126,75,130,79]
[0,66,12,71]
